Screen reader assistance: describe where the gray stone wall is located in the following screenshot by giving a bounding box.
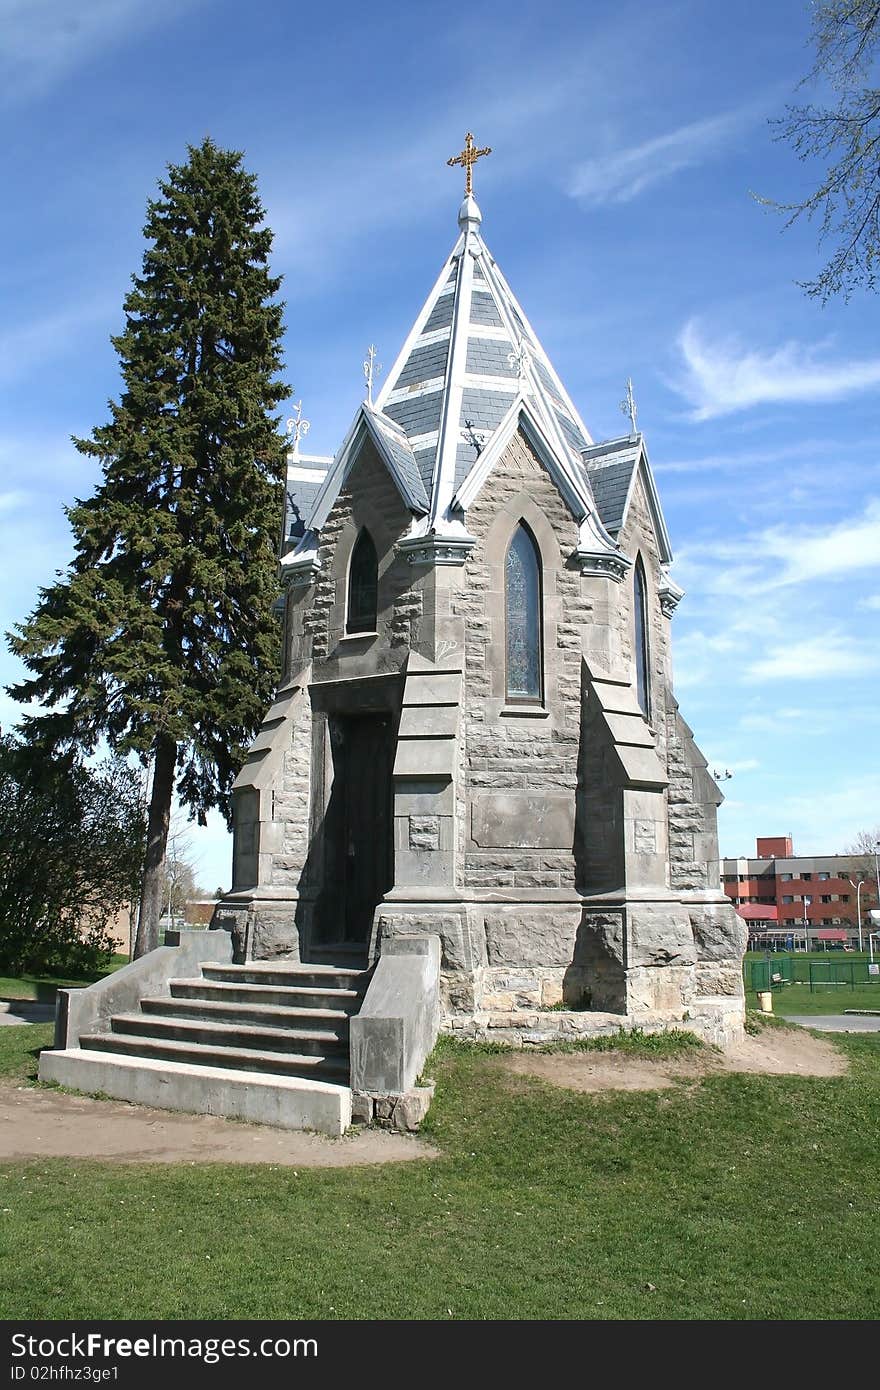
[224,424,745,1043]
[454,429,584,893]
[614,471,671,759]
[666,705,724,893]
[270,691,313,890]
[285,436,427,681]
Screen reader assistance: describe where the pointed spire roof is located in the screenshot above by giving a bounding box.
[372,193,596,533]
[295,191,637,578]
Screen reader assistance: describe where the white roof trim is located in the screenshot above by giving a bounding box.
[287,465,329,483]
[461,374,519,393]
[618,437,673,565]
[482,252,594,451]
[429,227,479,531]
[475,251,586,472]
[467,325,513,342]
[307,405,428,533]
[384,377,446,406]
[414,326,453,348]
[374,239,462,411]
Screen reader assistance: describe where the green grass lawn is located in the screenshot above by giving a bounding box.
[0,954,128,1001]
[743,951,880,1016]
[770,983,880,1016]
[1,1024,878,1320]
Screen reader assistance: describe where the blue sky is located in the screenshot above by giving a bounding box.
[2,0,879,891]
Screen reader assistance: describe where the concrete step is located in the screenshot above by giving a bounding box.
[79,1031,350,1082]
[107,1012,348,1057]
[39,1048,351,1135]
[200,967,367,989]
[169,979,363,1012]
[200,963,368,990]
[142,995,352,1032]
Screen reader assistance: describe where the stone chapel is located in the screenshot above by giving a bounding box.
[215,145,746,1051]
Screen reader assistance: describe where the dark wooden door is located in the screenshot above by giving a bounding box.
[328,714,393,943]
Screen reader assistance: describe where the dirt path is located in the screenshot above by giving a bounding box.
[0,1025,847,1164]
[500,1024,847,1094]
[0,1083,437,1166]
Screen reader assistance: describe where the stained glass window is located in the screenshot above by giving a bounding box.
[506,523,542,701]
[634,556,650,719]
[347,529,378,634]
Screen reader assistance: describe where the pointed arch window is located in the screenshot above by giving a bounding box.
[505,523,543,702]
[346,529,378,634]
[634,556,651,719]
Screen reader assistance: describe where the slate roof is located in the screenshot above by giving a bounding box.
[581,433,673,564]
[284,454,332,544]
[298,195,671,569]
[363,408,430,513]
[371,197,595,518]
[581,436,641,534]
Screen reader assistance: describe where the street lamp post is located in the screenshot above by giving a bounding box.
[847,878,867,953]
[802,895,811,954]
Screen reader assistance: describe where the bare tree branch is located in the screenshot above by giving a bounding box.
[757,1,880,300]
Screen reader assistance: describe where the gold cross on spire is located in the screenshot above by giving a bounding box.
[447,131,492,197]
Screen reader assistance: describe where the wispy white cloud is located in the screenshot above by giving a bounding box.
[266,9,711,282]
[677,499,880,598]
[719,775,880,858]
[744,632,880,683]
[567,104,759,206]
[738,708,811,734]
[0,0,207,104]
[656,439,843,476]
[860,594,880,611]
[769,779,880,856]
[759,500,880,588]
[671,628,740,689]
[674,318,880,420]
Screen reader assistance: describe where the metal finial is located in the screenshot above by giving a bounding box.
[620,377,638,436]
[363,344,382,405]
[447,131,492,198]
[507,341,532,381]
[463,419,487,456]
[285,399,311,457]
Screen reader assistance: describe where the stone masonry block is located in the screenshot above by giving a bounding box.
[485,911,580,967]
[409,815,440,851]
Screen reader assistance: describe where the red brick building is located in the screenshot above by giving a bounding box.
[721,836,879,949]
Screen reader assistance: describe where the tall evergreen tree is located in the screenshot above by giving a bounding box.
[8,138,289,956]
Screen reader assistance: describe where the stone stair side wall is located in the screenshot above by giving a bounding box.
[350,935,441,1112]
[54,929,234,1049]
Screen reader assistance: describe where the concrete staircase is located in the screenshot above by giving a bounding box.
[40,960,370,1136]
[80,961,367,1083]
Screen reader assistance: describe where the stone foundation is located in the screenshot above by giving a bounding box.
[211,894,304,963]
[351,1081,436,1131]
[379,889,745,1050]
[443,994,744,1050]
